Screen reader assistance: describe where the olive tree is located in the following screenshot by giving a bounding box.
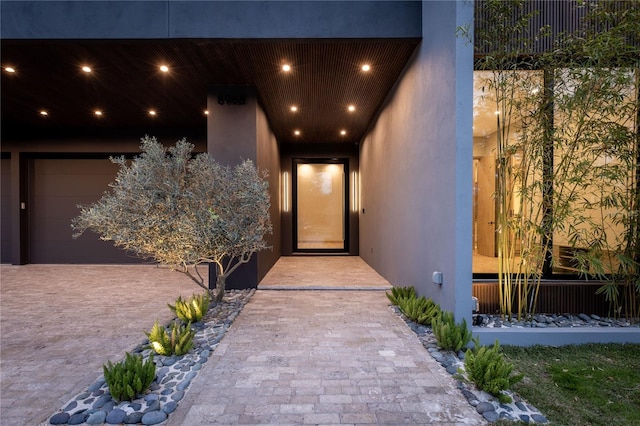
[72,136,272,302]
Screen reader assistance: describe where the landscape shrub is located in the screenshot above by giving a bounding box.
[397,295,442,326]
[432,311,473,352]
[462,337,524,403]
[168,292,210,323]
[145,320,195,356]
[103,352,155,402]
[386,286,416,305]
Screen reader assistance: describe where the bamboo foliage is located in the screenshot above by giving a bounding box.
[472,0,640,320]
[546,2,640,319]
[473,0,550,320]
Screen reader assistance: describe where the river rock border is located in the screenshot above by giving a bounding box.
[476,313,640,329]
[392,306,549,424]
[49,289,254,426]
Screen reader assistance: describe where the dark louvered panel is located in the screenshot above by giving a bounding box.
[474,0,636,56]
[1,39,420,143]
[473,281,615,316]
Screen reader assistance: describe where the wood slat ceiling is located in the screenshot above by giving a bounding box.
[1,39,420,145]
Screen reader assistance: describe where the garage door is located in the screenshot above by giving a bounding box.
[30,158,142,263]
[1,158,11,263]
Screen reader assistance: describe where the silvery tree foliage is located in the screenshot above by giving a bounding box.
[72,136,272,302]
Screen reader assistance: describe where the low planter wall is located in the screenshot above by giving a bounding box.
[473,326,640,346]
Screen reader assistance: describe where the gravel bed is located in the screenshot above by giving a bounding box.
[474,312,640,328]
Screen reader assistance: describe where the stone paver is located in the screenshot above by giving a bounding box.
[169,290,486,425]
[0,264,201,425]
[259,256,392,290]
[1,260,486,425]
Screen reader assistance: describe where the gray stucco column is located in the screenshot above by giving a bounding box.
[207,86,259,290]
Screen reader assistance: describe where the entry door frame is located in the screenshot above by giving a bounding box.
[292,158,350,254]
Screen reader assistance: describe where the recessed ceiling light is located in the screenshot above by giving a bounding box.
[348,105,356,112]
[39,110,48,116]
[340,130,347,136]
[94,110,103,116]
[361,64,371,72]
[294,130,301,136]
[282,64,291,72]
[4,66,16,73]
[81,66,92,73]
[204,110,209,115]
[149,110,157,116]
[159,65,169,73]
[290,105,298,112]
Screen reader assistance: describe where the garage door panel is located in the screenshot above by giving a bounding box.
[31,159,140,264]
[37,159,121,175]
[32,196,99,221]
[34,172,117,197]
[1,158,12,263]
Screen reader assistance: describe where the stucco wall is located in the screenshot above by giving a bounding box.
[206,87,281,288]
[359,0,474,322]
[1,1,421,40]
[256,102,281,281]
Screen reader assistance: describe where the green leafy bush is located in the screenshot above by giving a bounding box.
[433,311,473,352]
[168,292,210,323]
[103,352,155,402]
[397,295,442,326]
[145,320,195,356]
[462,337,524,403]
[386,286,416,305]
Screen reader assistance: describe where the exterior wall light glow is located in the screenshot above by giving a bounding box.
[282,64,291,72]
[39,110,48,116]
[361,64,371,72]
[148,110,157,116]
[340,130,347,136]
[348,105,355,112]
[204,110,209,115]
[5,66,16,73]
[290,105,298,112]
[81,66,92,73]
[294,130,301,136]
[160,65,169,73]
[282,171,289,212]
[351,171,359,212]
[94,110,103,116]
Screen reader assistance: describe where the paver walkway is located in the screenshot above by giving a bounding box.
[259,257,392,290]
[169,291,486,425]
[0,264,199,425]
[1,260,486,425]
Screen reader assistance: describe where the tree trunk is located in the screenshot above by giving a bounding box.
[215,275,226,303]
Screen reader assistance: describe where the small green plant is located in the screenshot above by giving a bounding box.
[462,337,524,403]
[145,320,195,356]
[168,292,210,323]
[397,295,442,326]
[103,352,155,402]
[432,311,473,352]
[386,286,416,305]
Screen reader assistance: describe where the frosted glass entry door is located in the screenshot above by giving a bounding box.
[296,163,345,250]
